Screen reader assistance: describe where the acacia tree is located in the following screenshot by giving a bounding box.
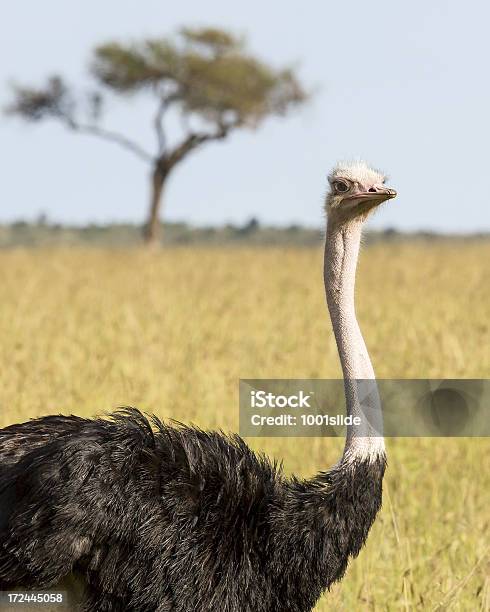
[6,27,307,245]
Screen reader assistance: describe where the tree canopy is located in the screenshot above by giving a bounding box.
[6,27,307,243]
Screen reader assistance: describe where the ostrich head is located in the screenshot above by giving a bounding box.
[325,160,397,224]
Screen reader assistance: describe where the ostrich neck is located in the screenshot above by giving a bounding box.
[324,219,385,462]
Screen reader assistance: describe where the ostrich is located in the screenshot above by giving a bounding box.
[0,161,396,612]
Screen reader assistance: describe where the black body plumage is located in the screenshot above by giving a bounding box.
[0,409,385,611]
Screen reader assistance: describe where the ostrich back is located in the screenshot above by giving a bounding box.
[0,409,384,612]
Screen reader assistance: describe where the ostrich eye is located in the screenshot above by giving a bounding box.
[334,181,349,193]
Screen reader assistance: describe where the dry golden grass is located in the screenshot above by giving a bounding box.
[0,244,489,611]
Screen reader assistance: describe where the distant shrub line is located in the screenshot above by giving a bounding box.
[0,220,487,248]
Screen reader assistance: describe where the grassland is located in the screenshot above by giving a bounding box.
[0,243,489,611]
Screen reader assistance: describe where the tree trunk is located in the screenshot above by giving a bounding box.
[144,162,167,246]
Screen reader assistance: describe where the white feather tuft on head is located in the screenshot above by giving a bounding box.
[328,160,386,187]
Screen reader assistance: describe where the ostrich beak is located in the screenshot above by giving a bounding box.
[340,186,397,217]
[345,187,397,204]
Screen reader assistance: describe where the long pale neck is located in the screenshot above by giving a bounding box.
[324,219,385,462]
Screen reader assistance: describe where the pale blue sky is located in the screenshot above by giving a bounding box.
[1,1,489,232]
